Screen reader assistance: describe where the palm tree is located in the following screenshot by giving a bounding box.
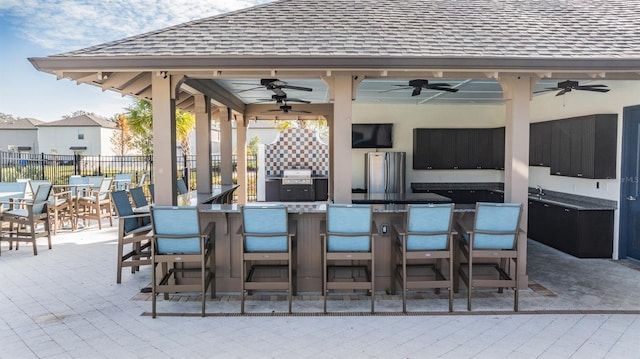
[126,99,195,157]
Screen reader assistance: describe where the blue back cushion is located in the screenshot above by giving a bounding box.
[242,205,288,252]
[327,204,372,252]
[68,176,88,196]
[472,202,521,250]
[151,206,202,254]
[402,203,453,251]
[32,183,52,214]
[111,190,146,233]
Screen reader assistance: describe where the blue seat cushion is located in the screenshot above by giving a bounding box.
[327,235,370,252]
[398,234,448,251]
[157,236,204,254]
[245,235,288,252]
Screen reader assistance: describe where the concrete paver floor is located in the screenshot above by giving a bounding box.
[1,221,639,358]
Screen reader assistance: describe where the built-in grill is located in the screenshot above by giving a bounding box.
[280,169,315,201]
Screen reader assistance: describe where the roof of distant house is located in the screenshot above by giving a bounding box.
[0,118,44,130]
[38,114,116,128]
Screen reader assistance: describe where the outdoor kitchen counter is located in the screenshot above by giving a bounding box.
[195,202,474,293]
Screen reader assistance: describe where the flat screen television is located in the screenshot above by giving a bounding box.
[352,123,393,148]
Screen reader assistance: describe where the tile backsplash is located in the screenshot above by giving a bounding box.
[264,128,329,176]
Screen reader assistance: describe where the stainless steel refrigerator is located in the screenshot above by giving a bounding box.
[365,152,406,194]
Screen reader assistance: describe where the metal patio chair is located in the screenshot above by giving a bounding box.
[456,202,524,311]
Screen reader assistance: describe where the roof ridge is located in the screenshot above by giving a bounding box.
[55,0,288,57]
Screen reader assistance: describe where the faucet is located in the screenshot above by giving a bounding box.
[536,185,544,196]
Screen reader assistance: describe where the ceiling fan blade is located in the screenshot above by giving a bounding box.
[575,84,609,89]
[411,88,422,96]
[281,85,313,92]
[426,83,453,87]
[577,88,610,93]
[430,86,459,93]
[379,86,411,93]
[555,89,568,96]
[284,98,311,103]
[292,110,312,114]
[236,86,262,93]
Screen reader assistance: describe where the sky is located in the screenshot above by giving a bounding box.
[0,0,272,122]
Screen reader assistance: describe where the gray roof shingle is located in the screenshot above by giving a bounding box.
[38,114,116,128]
[0,118,44,129]
[55,0,640,59]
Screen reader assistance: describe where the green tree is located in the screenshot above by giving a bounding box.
[274,118,328,141]
[247,135,260,155]
[0,112,16,123]
[62,110,97,119]
[125,99,195,158]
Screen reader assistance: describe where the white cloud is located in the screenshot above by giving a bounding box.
[2,0,273,52]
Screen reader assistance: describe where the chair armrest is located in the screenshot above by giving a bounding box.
[319,220,326,238]
[371,221,379,235]
[454,216,473,235]
[288,220,297,236]
[117,213,151,220]
[391,223,405,237]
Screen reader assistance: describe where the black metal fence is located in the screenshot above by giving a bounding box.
[0,151,257,201]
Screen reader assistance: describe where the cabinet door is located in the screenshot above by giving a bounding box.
[412,129,429,169]
[454,130,474,169]
[527,200,545,242]
[553,204,578,256]
[492,127,505,169]
[550,120,571,176]
[569,118,584,177]
[476,129,493,169]
[530,122,551,167]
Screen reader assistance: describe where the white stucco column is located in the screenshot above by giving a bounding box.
[331,74,353,203]
[219,107,233,185]
[194,94,212,194]
[152,73,177,205]
[499,74,531,289]
[236,115,247,204]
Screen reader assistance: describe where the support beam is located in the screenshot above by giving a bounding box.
[331,74,354,203]
[219,107,234,185]
[236,113,248,204]
[499,74,532,290]
[152,73,177,205]
[194,94,212,194]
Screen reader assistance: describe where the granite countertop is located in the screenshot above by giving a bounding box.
[525,190,617,210]
[410,182,616,211]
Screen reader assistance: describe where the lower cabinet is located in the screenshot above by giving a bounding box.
[528,199,613,258]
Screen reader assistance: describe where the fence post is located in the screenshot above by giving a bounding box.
[40,152,46,180]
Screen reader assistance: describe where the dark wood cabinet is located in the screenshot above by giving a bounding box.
[529,122,551,167]
[548,114,617,179]
[314,178,328,201]
[413,128,504,170]
[527,199,613,258]
[265,178,281,201]
[491,127,505,170]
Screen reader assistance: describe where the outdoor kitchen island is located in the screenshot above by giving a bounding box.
[191,197,464,294]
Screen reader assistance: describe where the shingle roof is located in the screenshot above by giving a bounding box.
[0,118,44,129]
[38,114,116,128]
[56,0,640,59]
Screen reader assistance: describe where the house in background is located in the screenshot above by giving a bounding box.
[37,114,118,156]
[0,118,43,153]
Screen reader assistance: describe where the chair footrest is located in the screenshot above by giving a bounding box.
[326,282,372,290]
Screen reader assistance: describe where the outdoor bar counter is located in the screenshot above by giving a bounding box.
[178,191,472,293]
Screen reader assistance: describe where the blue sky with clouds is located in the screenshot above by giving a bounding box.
[0,0,271,121]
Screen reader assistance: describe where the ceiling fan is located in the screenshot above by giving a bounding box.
[236,78,313,96]
[535,80,610,96]
[257,94,311,104]
[384,79,459,96]
[265,103,311,114]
